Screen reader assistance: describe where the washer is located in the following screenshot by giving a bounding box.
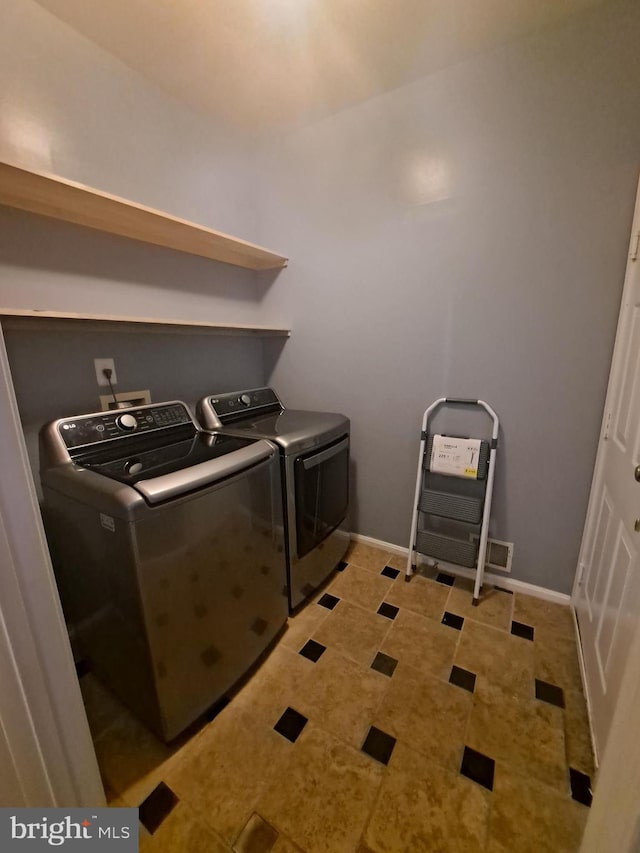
[197,388,350,611]
[40,400,288,741]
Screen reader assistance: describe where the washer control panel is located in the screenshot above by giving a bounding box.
[208,387,281,422]
[58,402,192,449]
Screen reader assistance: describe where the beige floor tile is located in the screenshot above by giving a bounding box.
[487,766,588,853]
[534,637,584,694]
[384,553,411,572]
[455,619,534,699]
[364,741,490,853]
[345,541,392,572]
[293,647,390,748]
[165,708,293,844]
[257,725,384,853]
[564,689,595,776]
[373,662,472,771]
[279,601,331,651]
[313,599,393,667]
[466,681,567,793]
[79,674,128,740]
[271,836,304,853]
[381,608,458,681]
[140,801,229,852]
[513,594,576,644]
[233,645,316,728]
[383,574,450,621]
[233,812,278,853]
[446,582,513,632]
[93,709,187,807]
[329,564,395,611]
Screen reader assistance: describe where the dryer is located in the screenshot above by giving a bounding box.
[197,388,350,611]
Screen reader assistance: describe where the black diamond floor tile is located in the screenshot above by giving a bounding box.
[335,561,348,572]
[318,593,340,610]
[436,572,456,586]
[511,620,535,641]
[381,565,400,579]
[569,767,593,807]
[274,707,308,743]
[299,639,327,663]
[371,651,398,677]
[361,726,396,765]
[138,782,179,834]
[442,611,464,630]
[449,665,476,693]
[535,679,565,709]
[460,746,495,791]
[377,602,399,620]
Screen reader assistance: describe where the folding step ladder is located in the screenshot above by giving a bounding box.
[406,397,499,605]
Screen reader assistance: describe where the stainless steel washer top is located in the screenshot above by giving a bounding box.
[196,388,351,611]
[40,400,288,741]
[197,387,348,455]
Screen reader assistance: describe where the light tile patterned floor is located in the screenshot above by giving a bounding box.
[85,541,594,852]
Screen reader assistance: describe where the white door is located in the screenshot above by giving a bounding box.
[574,177,640,759]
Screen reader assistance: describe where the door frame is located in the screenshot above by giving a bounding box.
[572,176,640,762]
[0,323,104,807]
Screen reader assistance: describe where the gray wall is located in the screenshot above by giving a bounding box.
[3,320,269,495]
[4,0,640,595]
[0,1,283,488]
[256,0,640,593]
[0,0,284,328]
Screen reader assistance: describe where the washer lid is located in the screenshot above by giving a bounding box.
[216,409,349,455]
[76,430,258,486]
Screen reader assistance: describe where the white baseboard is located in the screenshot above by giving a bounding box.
[350,532,571,606]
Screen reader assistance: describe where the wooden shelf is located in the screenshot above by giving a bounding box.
[0,309,290,337]
[0,161,288,271]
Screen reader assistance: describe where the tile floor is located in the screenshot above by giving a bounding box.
[83,540,594,852]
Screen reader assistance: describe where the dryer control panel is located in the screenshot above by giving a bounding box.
[207,387,282,424]
[57,402,192,450]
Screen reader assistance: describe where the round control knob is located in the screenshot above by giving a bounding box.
[116,413,137,431]
[239,394,252,407]
[124,459,143,475]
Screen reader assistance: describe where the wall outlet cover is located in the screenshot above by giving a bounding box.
[94,358,117,387]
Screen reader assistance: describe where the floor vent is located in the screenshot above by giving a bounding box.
[470,536,514,573]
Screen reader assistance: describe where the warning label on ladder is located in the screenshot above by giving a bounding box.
[430,435,481,479]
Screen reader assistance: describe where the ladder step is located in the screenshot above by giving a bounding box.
[416,530,478,568]
[419,488,483,524]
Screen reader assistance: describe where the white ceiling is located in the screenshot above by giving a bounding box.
[35,0,607,131]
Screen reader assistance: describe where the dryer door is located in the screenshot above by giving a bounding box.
[293,436,349,559]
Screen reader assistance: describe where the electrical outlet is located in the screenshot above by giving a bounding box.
[94,358,117,387]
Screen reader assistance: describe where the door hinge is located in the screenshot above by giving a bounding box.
[576,561,586,586]
[603,410,612,440]
[631,230,640,261]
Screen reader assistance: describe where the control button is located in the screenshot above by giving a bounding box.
[96,424,105,432]
[146,415,154,422]
[124,460,143,475]
[240,394,251,407]
[116,413,137,431]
